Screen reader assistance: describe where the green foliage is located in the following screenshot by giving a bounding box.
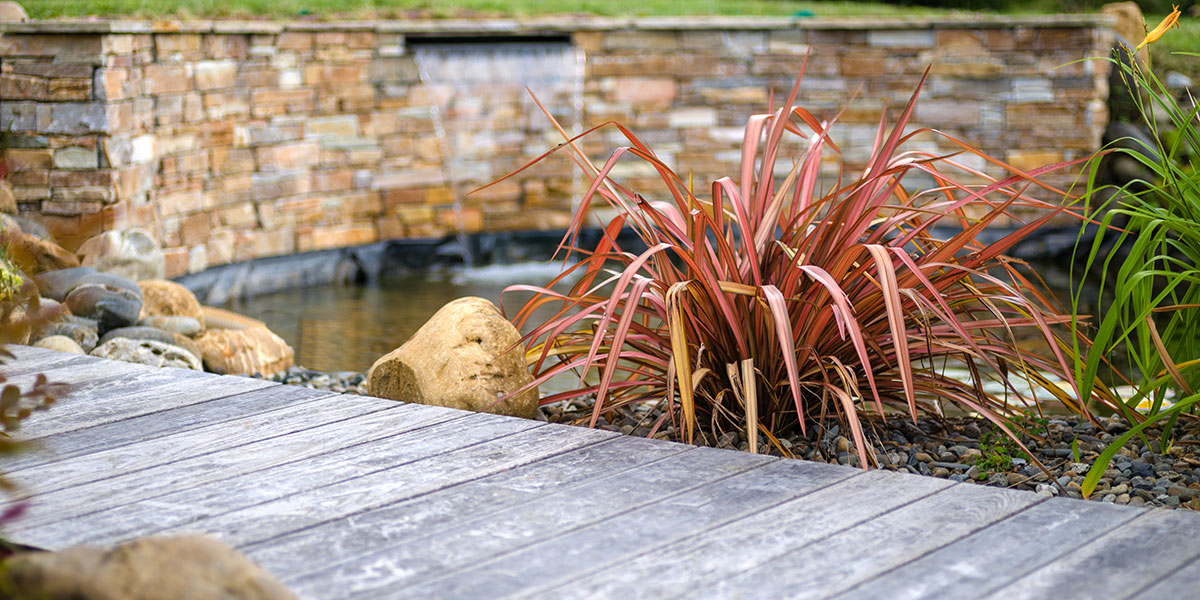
[972,410,1048,475]
[499,57,1107,467]
[1072,46,1200,496]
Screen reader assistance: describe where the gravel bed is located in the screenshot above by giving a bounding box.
[272,366,1200,511]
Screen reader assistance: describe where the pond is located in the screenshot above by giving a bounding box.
[222,256,1126,412]
[223,261,572,375]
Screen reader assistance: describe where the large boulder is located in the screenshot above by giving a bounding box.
[0,180,16,214]
[194,327,293,376]
[76,228,166,281]
[34,335,85,354]
[138,279,204,325]
[367,297,538,418]
[1,535,296,600]
[91,337,202,371]
[7,233,80,275]
[0,2,28,21]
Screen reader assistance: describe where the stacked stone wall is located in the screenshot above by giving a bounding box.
[0,16,1113,278]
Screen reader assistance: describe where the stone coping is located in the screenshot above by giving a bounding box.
[0,14,1116,35]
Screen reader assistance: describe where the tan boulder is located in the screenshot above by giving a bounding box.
[1102,2,1149,64]
[34,334,85,354]
[0,180,16,214]
[200,305,269,331]
[1,535,296,600]
[77,228,166,281]
[195,326,293,376]
[367,296,538,418]
[138,279,204,326]
[7,233,80,274]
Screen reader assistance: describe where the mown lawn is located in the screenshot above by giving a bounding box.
[27,0,995,20]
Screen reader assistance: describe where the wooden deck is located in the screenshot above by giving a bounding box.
[3,344,1200,599]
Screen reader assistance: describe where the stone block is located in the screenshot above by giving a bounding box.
[305,115,360,141]
[767,30,809,54]
[210,147,254,174]
[0,73,47,100]
[158,189,204,216]
[303,63,368,86]
[51,186,113,203]
[218,202,259,228]
[102,35,135,55]
[302,223,377,251]
[605,31,677,51]
[13,185,50,201]
[868,30,935,48]
[368,57,419,82]
[144,64,192,95]
[277,32,313,50]
[8,169,48,185]
[50,169,112,188]
[610,77,676,105]
[1011,77,1054,103]
[4,148,53,170]
[1006,150,1065,173]
[187,244,208,274]
[155,34,204,61]
[250,227,295,258]
[194,60,238,90]
[250,88,314,117]
[0,101,37,131]
[53,146,98,170]
[48,78,92,100]
[163,247,189,279]
[0,34,103,59]
[252,171,311,200]
[39,199,99,217]
[33,103,108,134]
[94,68,130,100]
[179,212,211,246]
[255,141,321,171]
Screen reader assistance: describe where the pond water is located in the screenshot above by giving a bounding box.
[223,258,1127,411]
[224,262,573,374]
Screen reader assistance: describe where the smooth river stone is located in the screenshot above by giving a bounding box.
[64,284,142,332]
[138,315,203,337]
[36,315,99,353]
[70,272,143,300]
[99,326,203,360]
[33,266,97,301]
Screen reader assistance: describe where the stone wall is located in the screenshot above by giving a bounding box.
[0,16,1114,278]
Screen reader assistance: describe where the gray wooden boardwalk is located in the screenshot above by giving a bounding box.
[3,344,1200,599]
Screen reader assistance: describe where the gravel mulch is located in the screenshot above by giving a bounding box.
[269,366,1200,511]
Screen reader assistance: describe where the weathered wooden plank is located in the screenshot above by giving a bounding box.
[11,409,536,549]
[1128,554,1200,599]
[4,354,171,389]
[836,497,1141,600]
[285,446,806,599]
[700,482,1043,599]
[517,468,949,600]
[6,392,395,507]
[247,436,694,587]
[157,421,615,557]
[0,346,96,376]
[15,370,276,439]
[982,509,1200,600]
[3,384,337,472]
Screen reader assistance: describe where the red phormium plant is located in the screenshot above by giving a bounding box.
[491,59,1110,467]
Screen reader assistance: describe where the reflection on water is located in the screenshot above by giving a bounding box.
[224,263,574,374]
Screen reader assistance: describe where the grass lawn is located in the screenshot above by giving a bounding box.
[29,0,1037,20]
